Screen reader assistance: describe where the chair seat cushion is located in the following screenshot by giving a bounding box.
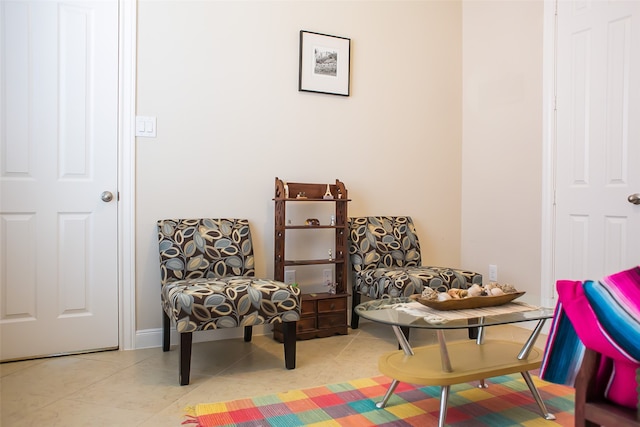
[162,276,301,333]
[354,266,483,299]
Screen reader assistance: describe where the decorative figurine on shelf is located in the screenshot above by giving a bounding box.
[305,218,320,226]
[323,184,333,199]
[328,249,333,261]
[336,187,343,199]
[330,215,336,226]
[327,282,336,295]
[283,181,289,199]
[296,192,307,199]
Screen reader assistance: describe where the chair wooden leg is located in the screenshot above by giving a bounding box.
[351,292,361,329]
[244,325,253,342]
[282,321,297,370]
[179,332,192,386]
[162,310,171,352]
[399,326,410,350]
[467,318,479,340]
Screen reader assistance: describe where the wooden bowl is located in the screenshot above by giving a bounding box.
[409,291,526,311]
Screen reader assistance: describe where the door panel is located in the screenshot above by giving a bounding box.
[555,0,640,281]
[1,0,119,360]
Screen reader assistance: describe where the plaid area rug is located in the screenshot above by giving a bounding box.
[185,374,575,426]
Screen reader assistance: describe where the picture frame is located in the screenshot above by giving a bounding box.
[298,30,351,96]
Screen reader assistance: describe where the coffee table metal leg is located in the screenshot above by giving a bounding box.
[436,330,453,372]
[520,371,556,420]
[392,325,414,355]
[475,316,486,344]
[515,318,555,420]
[437,385,450,427]
[518,319,547,359]
[475,317,487,387]
[378,328,411,409]
[375,379,400,408]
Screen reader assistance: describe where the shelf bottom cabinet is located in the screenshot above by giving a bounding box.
[273,293,349,341]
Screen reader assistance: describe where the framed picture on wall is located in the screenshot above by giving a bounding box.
[298,30,351,96]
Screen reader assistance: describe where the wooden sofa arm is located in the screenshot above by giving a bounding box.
[574,347,639,427]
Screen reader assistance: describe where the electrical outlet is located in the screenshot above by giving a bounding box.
[284,270,296,285]
[323,269,332,286]
[489,264,498,282]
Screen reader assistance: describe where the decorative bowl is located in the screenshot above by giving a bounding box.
[409,291,526,311]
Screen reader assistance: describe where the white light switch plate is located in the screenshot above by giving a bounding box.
[135,116,157,137]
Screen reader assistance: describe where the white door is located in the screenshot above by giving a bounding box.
[1,0,119,360]
[554,0,640,281]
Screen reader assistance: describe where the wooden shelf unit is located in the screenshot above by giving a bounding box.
[272,177,350,341]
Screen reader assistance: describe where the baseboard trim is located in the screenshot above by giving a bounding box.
[134,324,272,349]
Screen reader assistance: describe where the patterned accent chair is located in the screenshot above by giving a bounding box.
[348,216,483,329]
[157,218,301,385]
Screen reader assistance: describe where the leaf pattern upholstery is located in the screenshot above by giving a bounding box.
[348,216,482,299]
[158,219,301,334]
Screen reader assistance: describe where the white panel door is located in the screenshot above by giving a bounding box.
[555,0,640,281]
[1,0,119,360]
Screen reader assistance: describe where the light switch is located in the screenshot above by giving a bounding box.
[135,116,157,138]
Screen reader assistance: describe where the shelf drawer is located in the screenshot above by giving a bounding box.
[317,296,347,314]
[297,317,317,332]
[318,312,347,329]
[301,299,316,316]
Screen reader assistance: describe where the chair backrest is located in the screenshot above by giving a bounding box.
[157,218,255,285]
[348,216,422,272]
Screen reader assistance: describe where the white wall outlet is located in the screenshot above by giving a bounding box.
[284,270,296,285]
[323,269,332,286]
[489,264,498,282]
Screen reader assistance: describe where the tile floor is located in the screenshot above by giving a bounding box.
[1,321,548,427]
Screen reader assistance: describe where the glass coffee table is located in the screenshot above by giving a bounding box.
[354,297,556,427]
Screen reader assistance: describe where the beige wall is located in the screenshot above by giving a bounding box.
[135,0,547,338]
[461,0,544,303]
[135,1,465,332]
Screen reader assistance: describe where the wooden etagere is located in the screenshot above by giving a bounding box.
[272,177,350,341]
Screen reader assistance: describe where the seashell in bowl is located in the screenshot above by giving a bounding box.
[466,284,483,297]
[421,287,438,300]
[437,292,452,301]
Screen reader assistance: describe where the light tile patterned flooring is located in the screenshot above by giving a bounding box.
[1,321,548,426]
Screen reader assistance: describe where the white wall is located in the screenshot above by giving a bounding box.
[461,1,544,304]
[135,1,464,332]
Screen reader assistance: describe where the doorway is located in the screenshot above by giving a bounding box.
[0,0,136,360]
[544,0,640,301]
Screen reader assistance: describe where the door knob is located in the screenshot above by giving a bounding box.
[101,191,114,202]
[628,193,640,205]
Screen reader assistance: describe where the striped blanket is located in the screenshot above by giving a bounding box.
[540,266,640,409]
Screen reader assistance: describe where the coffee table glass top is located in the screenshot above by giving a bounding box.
[355,297,554,329]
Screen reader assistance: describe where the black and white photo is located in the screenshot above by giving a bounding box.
[299,30,351,96]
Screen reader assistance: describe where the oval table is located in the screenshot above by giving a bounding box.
[354,297,556,427]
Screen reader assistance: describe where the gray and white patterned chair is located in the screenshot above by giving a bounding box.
[348,216,482,329]
[157,218,301,385]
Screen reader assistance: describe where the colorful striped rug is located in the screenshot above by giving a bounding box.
[185,373,575,426]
